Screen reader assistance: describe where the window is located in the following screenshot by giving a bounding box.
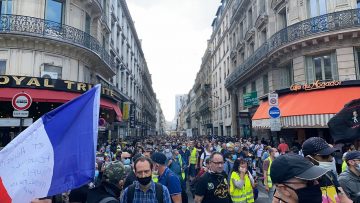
[0,60,6,75]
[84,66,91,83]
[355,48,360,79]
[259,0,265,13]
[242,86,247,94]
[45,0,65,24]
[0,0,12,15]
[239,22,244,40]
[251,81,256,92]
[278,8,287,30]
[248,8,253,29]
[85,13,91,34]
[280,62,294,88]
[308,0,327,18]
[43,64,62,79]
[260,29,267,45]
[249,42,254,56]
[263,74,269,94]
[358,0,360,8]
[306,52,338,83]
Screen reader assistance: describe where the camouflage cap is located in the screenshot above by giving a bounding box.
[103,161,127,185]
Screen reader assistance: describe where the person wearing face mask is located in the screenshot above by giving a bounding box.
[163,143,173,160]
[302,137,354,203]
[179,144,190,181]
[339,151,360,202]
[224,151,236,179]
[229,158,255,203]
[194,152,232,203]
[263,148,279,203]
[120,157,171,203]
[270,154,329,203]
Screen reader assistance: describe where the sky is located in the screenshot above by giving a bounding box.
[126,0,220,122]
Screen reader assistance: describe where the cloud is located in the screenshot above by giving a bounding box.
[127,0,220,121]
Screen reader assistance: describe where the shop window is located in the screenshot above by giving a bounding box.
[0,60,6,75]
[0,0,12,15]
[42,64,62,79]
[308,0,327,18]
[306,52,338,83]
[45,0,65,24]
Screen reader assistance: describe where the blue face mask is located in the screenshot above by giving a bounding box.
[234,147,239,151]
[123,158,131,165]
[232,154,237,161]
[182,146,187,150]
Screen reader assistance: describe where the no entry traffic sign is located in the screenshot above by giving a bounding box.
[12,92,32,111]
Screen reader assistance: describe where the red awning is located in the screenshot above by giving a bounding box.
[0,88,122,121]
[253,87,360,120]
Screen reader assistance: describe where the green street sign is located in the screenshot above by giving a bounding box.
[243,92,259,107]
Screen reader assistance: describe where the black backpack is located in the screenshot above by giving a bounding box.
[127,182,164,203]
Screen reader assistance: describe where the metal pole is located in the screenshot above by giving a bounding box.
[19,118,23,133]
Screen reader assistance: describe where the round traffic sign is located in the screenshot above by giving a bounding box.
[269,106,281,118]
[269,98,277,105]
[12,92,32,111]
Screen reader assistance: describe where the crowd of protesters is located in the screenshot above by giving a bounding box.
[31,135,360,203]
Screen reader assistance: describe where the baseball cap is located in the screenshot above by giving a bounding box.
[344,151,360,161]
[302,137,338,156]
[270,154,328,184]
[151,152,167,165]
[103,161,126,185]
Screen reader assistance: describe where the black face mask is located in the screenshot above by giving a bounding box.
[137,176,152,186]
[285,183,322,203]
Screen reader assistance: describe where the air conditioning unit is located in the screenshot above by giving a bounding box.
[41,71,58,79]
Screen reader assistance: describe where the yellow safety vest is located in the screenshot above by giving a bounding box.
[229,171,254,203]
[190,148,197,165]
[152,173,158,183]
[266,157,273,188]
[341,161,347,172]
[178,154,186,180]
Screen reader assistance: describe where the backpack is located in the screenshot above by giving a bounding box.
[98,196,118,203]
[127,182,164,203]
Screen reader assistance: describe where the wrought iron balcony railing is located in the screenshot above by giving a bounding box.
[225,8,360,88]
[0,14,116,72]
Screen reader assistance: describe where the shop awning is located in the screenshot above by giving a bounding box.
[0,88,122,121]
[252,87,360,128]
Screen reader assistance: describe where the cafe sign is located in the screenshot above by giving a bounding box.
[290,80,342,91]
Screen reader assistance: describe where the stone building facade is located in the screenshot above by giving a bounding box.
[0,0,157,146]
[225,0,360,142]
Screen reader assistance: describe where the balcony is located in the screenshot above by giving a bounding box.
[0,14,115,74]
[225,8,360,89]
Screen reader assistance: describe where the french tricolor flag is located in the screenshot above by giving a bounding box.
[0,85,101,203]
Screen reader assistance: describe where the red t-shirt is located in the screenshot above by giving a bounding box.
[278,143,289,154]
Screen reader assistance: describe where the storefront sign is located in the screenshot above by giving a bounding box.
[243,92,259,107]
[122,102,130,120]
[290,80,342,91]
[129,105,136,128]
[0,75,116,99]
